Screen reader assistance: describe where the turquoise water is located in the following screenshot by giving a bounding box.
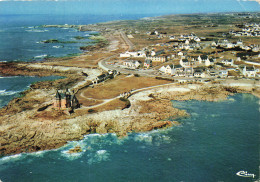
[0,94,259,182]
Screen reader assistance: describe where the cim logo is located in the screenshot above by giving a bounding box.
[236,171,256,178]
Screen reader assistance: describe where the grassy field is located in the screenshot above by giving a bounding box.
[76,75,172,100]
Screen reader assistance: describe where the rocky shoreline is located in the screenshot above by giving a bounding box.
[0,72,259,156]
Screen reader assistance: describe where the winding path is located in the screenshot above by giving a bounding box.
[78,82,179,110]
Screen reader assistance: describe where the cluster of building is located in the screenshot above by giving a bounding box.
[229,23,260,37]
[112,23,260,79]
[159,58,259,78]
[215,39,259,52]
[91,70,119,85]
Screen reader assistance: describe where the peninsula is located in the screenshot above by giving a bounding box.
[0,13,260,156]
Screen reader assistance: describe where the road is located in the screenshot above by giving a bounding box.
[78,81,179,110]
[120,31,135,51]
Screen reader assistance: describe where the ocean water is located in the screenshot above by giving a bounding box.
[0,75,62,108]
[0,14,160,62]
[0,94,259,182]
[0,15,94,62]
[0,13,159,108]
[0,14,259,181]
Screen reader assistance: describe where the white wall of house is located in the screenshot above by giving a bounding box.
[147,56,166,62]
[242,66,256,77]
[165,65,175,75]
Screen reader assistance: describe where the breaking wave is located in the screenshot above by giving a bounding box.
[34,54,48,59]
[25,29,48,33]
[87,150,110,164]
[0,90,20,96]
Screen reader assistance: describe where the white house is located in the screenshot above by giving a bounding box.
[243,66,256,77]
[165,65,175,75]
[185,40,190,45]
[120,51,146,58]
[180,59,191,68]
[150,51,156,56]
[211,42,217,47]
[178,52,184,56]
[222,59,234,66]
[159,66,166,73]
[146,56,166,62]
[198,55,209,64]
[218,70,228,78]
[194,69,206,78]
[205,58,215,67]
[194,37,201,42]
[123,60,141,69]
[174,65,186,77]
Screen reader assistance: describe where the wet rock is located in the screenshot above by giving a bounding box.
[67,146,82,154]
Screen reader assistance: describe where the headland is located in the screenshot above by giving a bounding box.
[0,12,260,156]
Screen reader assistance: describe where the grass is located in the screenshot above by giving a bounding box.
[94,98,129,112]
[77,75,172,100]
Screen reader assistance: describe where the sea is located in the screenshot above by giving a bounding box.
[0,94,259,182]
[0,14,159,107]
[0,14,259,182]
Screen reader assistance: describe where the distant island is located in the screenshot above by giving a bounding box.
[0,12,259,156]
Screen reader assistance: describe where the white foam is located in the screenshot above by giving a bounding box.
[26,29,45,33]
[34,54,47,59]
[53,46,62,49]
[28,150,46,157]
[134,133,153,144]
[0,153,24,165]
[0,90,20,96]
[87,150,110,164]
[96,150,106,155]
[228,98,235,102]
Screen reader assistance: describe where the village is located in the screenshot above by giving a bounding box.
[52,21,260,114]
[103,23,260,82]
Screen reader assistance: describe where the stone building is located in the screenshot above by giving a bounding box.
[53,88,80,111]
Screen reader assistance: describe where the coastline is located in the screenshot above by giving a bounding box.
[0,76,258,156]
[1,13,260,156]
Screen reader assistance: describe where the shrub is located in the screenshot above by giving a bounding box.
[88,109,96,113]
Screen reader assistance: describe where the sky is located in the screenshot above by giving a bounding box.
[0,0,259,15]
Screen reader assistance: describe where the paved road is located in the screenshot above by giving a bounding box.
[120,31,134,51]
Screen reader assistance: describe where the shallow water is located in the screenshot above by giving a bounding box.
[0,94,259,182]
